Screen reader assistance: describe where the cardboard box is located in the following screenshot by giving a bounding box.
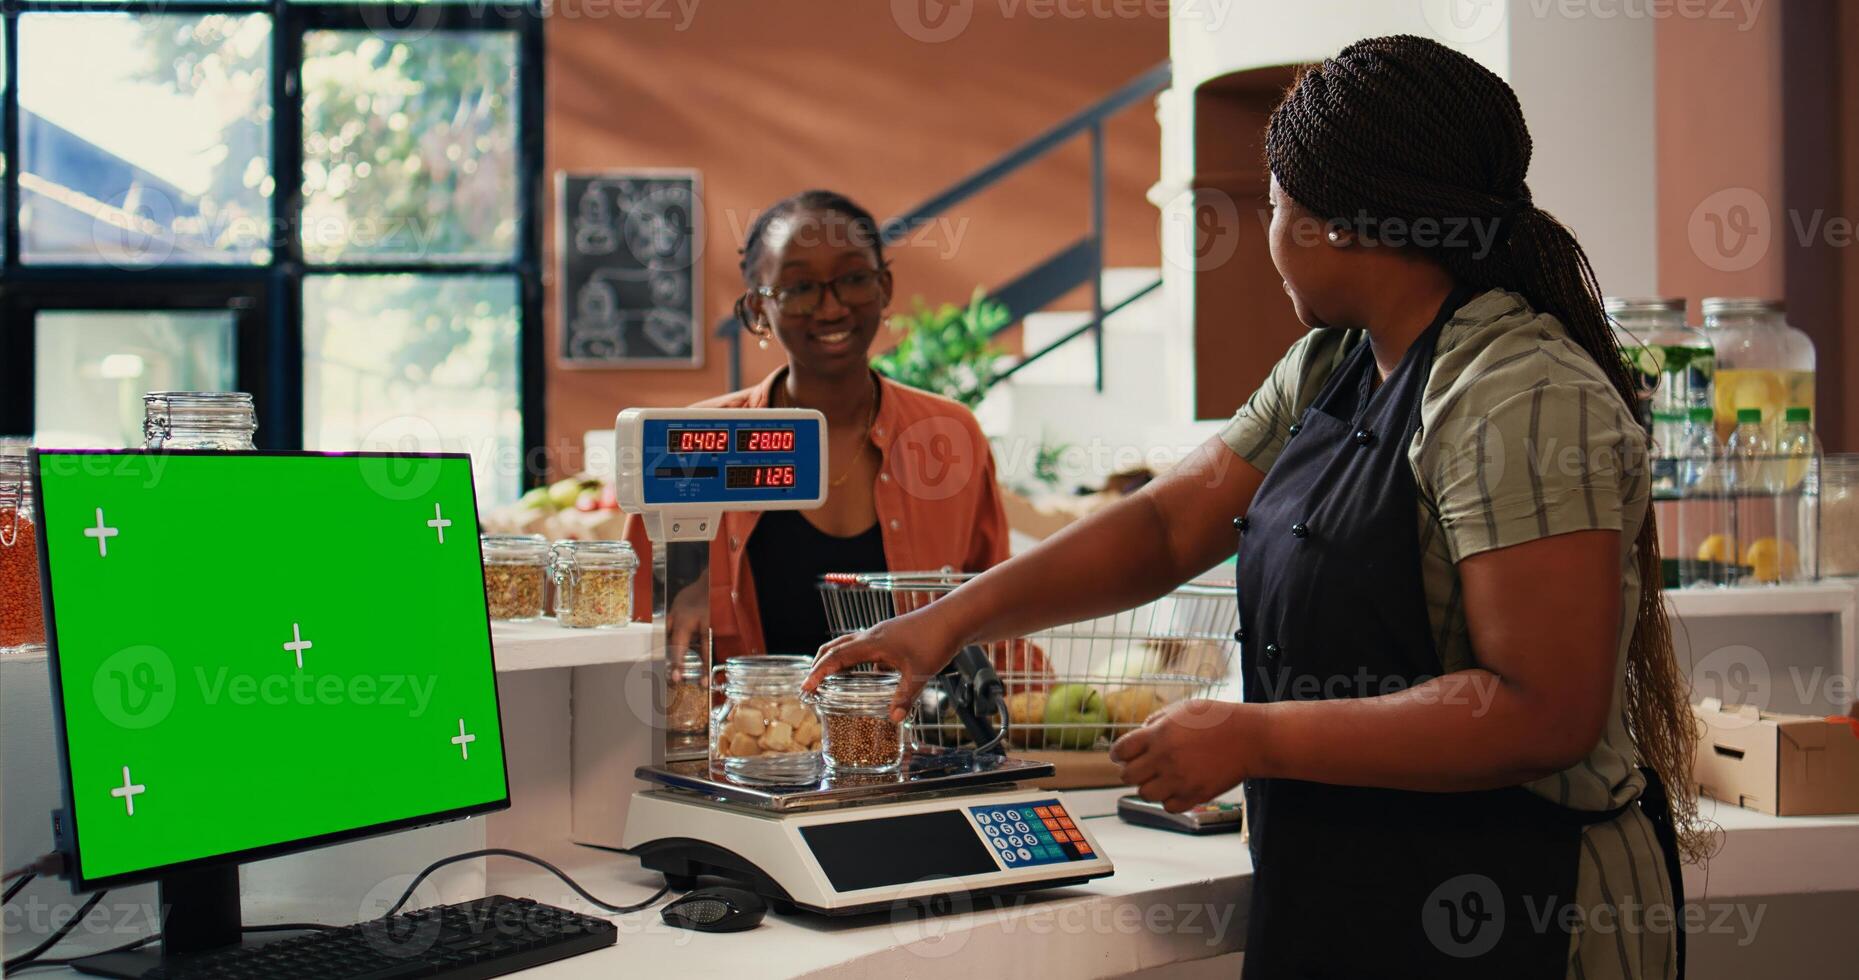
[1692,697,1859,816]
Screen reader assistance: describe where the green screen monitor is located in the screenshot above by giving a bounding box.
[34,451,510,894]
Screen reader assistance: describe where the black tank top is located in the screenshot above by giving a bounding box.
[744,510,887,655]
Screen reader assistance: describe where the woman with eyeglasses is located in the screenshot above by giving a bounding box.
[628,189,1012,661]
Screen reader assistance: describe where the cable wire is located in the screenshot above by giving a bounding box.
[383,848,670,919]
[2,889,108,973]
[2,873,35,905]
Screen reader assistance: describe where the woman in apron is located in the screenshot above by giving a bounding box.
[807,36,1701,979]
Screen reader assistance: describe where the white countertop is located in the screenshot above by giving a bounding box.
[22,790,1859,978]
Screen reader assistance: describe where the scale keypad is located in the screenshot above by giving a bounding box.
[969,799,1094,868]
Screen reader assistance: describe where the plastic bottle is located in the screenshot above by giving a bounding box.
[1726,408,1783,585]
[1677,407,1733,588]
[1704,298,1815,446]
[1775,406,1821,583]
[1607,297,1715,435]
[1650,410,1686,498]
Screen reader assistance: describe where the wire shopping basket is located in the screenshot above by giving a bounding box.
[818,572,1237,752]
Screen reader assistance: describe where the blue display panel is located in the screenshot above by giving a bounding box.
[969,799,1095,868]
[639,417,823,505]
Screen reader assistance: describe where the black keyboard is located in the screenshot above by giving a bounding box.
[143,896,616,980]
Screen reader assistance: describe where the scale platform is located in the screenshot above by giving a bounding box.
[621,751,1114,915]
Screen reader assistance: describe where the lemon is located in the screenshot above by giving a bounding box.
[1696,534,1734,564]
[1740,537,1798,583]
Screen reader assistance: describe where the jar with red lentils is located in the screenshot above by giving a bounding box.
[0,446,45,656]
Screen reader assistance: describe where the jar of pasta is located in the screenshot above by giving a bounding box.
[482,534,549,621]
[711,656,822,783]
[550,540,636,628]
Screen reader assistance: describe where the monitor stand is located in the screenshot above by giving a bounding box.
[71,866,250,978]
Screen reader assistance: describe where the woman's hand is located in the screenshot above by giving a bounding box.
[1109,699,1259,812]
[667,578,711,656]
[803,608,961,722]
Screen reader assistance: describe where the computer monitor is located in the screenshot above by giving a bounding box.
[33,450,509,967]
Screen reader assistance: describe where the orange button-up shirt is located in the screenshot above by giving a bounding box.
[626,369,1011,659]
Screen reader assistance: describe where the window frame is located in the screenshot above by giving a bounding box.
[0,0,547,491]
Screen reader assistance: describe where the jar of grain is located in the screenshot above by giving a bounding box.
[665,648,710,735]
[0,445,45,655]
[143,392,257,450]
[482,534,549,621]
[1818,454,1859,578]
[807,670,908,775]
[711,655,822,783]
[550,540,636,628]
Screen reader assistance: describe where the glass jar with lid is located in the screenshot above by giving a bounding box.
[1605,296,1714,431]
[711,655,822,782]
[143,392,257,450]
[481,534,549,621]
[0,442,45,655]
[549,540,637,629]
[1702,298,1815,444]
[806,670,910,774]
[665,649,711,735]
[1817,454,1859,578]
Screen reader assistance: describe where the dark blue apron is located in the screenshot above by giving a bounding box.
[1234,290,1684,979]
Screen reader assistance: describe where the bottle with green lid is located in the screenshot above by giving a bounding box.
[1677,406,1733,587]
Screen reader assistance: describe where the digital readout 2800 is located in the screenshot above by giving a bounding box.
[667,429,797,454]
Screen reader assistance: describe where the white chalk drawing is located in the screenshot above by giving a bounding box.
[557,171,702,367]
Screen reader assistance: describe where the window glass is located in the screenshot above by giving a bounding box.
[18,13,274,267]
[303,274,521,504]
[301,31,518,264]
[34,311,238,448]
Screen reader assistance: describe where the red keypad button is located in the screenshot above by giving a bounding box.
[1033,807,1052,818]
[1057,817,1075,829]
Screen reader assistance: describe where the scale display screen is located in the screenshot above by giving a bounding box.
[633,414,823,507]
[800,810,998,892]
[734,428,796,453]
[667,429,730,454]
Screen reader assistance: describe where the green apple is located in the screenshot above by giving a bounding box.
[520,486,553,511]
[1043,684,1109,749]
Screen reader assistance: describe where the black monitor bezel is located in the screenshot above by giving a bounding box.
[32,449,514,892]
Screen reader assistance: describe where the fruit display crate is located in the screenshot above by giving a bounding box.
[820,573,1236,785]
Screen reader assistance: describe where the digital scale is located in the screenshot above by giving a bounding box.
[611,407,1114,914]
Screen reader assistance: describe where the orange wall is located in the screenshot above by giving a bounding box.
[544,2,1166,476]
[1654,4,1785,307]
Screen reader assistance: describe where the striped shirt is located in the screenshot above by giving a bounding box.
[1221,288,1676,979]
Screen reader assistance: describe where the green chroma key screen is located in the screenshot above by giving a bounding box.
[35,451,509,887]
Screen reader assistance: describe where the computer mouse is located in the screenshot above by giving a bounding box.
[660,885,766,932]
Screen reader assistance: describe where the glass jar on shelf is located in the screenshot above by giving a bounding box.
[1817,454,1859,578]
[549,540,636,629]
[1606,296,1714,434]
[1703,299,1815,445]
[806,670,909,775]
[481,534,549,621]
[143,392,257,450]
[0,443,45,655]
[711,655,822,783]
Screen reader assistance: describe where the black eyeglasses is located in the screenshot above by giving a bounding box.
[755,266,887,317]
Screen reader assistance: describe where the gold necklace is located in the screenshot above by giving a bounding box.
[779,374,878,489]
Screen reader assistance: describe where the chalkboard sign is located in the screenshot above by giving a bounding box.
[556,171,702,367]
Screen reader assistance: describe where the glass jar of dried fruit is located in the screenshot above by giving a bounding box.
[0,444,45,655]
[711,655,822,783]
[143,392,257,450]
[481,534,549,621]
[807,671,909,775]
[549,540,636,629]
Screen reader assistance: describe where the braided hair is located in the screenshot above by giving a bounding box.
[1268,35,1705,861]
[733,189,886,334]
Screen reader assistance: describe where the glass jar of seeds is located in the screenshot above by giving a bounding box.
[665,648,710,735]
[807,671,908,775]
[712,656,822,783]
[550,540,636,629]
[143,392,257,450]
[481,534,549,621]
[0,444,45,656]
